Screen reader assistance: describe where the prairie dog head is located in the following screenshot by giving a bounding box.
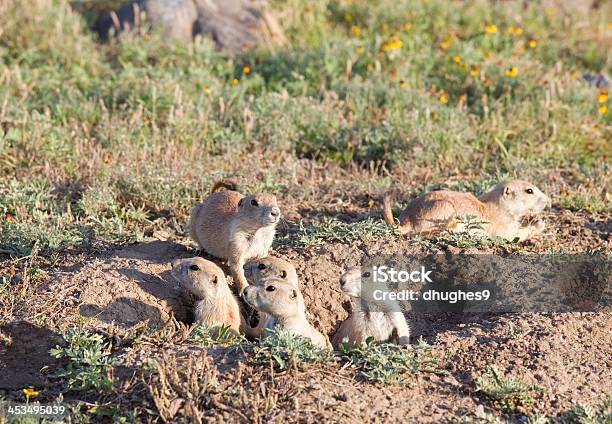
[242,280,300,318]
[237,193,281,228]
[170,257,228,301]
[484,180,550,218]
[243,257,298,289]
[338,266,366,298]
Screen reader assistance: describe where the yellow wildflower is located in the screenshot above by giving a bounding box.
[355,45,365,54]
[484,24,498,34]
[382,38,403,52]
[452,55,462,63]
[439,92,449,104]
[597,90,608,103]
[231,78,239,86]
[484,51,493,60]
[351,25,361,36]
[505,67,518,77]
[242,65,251,74]
[203,84,210,94]
[344,13,352,22]
[599,104,608,115]
[23,388,39,399]
[528,39,537,49]
[439,34,452,50]
[470,65,479,76]
[508,26,524,35]
[404,22,412,30]
[399,80,407,88]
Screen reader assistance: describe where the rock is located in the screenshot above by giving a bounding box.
[92,0,284,51]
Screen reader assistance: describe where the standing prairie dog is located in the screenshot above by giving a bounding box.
[243,257,302,338]
[189,182,281,292]
[170,257,242,335]
[242,280,331,349]
[383,180,550,241]
[332,267,410,349]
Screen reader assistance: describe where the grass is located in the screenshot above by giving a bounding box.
[475,366,544,413]
[283,217,395,247]
[0,0,610,258]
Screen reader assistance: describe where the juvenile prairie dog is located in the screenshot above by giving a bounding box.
[242,280,331,349]
[243,257,302,337]
[170,257,242,335]
[243,256,299,289]
[383,180,550,241]
[332,267,410,349]
[189,182,281,292]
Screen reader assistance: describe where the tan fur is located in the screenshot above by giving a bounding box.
[170,257,242,335]
[189,185,281,292]
[383,180,550,241]
[211,180,239,193]
[243,257,301,338]
[242,280,331,349]
[332,267,410,349]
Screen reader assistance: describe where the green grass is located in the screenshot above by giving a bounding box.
[252,329,331,370]
[282,217,395,247]
[0,0,610,257]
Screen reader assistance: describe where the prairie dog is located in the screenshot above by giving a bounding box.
[170,257,242,335]
[243,256,299,289]
[332,267,410,349]
[242,280,331,349]
[243,257,302,337]
[189,183,281,292]
[383,180,550,241]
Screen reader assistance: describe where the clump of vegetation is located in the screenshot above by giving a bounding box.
[336,337,440,384]
[559,192,610,214]
[253,330,330,370]
[475,366,544,413]
[559,396,612,424]
[288,217,394,247]
[49,327,116,393]
[186,323,246,346]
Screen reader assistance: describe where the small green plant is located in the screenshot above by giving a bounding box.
[186,323,246,346]
[253,329,330,370]
[336,337,439,384]
[475,366,543,413]
[49,327,116,393]
[559,396,612,424]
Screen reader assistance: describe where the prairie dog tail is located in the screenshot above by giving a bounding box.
[382,193,396,227]
[382,193,410,234]
[211,180,240,193]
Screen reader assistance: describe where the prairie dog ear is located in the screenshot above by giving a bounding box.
[503,186,514,198]
[238,198,244,207]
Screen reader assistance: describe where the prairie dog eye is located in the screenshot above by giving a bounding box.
[251,199,259,206]
[189,264,200,271]
[258,263,267,270]
[525,188,534,194]
[266,285,276,292]
[280,270,287,278]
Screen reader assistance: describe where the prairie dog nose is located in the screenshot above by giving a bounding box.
[270,207,280,217]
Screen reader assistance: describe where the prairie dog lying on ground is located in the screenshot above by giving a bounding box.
[242,280,331,349]
[170,257,242,335]
[243,256,302,337]
[383,180,550,241]
[189,182,281,292]
[332,267,410,349]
